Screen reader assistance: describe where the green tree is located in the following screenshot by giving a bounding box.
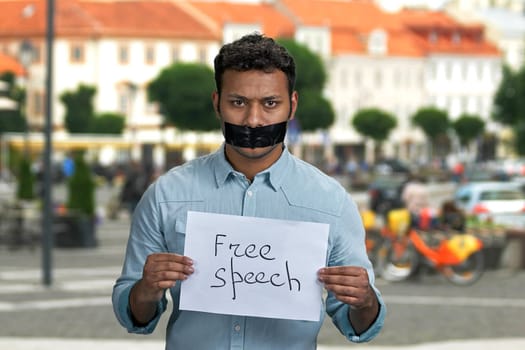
[1,73,30,194]
[296,89,335,130]
[16,157,35,200]
[276,38,326,92]
[0,72,27,133]
[147,63,217,131]
[516,124,525,155]
[452,114,485,147]
[411,107,450,160]
[492,64,525,155]
[277,38,334,132]
[67,151,95,216]
[90,112,125,134]
[60,84,96,133]
[352,108,397,160]
[493,65,521,126]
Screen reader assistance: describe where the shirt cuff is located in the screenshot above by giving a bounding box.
[115,284,167,334]
[334,290,386,343]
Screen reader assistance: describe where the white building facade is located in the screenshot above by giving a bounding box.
[0,0,505,168]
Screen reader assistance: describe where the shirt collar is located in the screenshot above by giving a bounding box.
[212,143,291,192]
[213,144,234,187]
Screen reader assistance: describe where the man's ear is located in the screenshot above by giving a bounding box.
[212,91,220,119]
[289,91,298,120]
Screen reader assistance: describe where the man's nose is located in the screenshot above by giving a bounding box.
[245,103,263,127]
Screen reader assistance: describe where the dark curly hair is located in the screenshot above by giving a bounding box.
[213,33,296,97]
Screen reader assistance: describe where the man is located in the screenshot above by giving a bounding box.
[112,33,385,349]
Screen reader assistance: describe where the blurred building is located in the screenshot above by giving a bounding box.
[0,0,504,168]
[445,0,525,71]
[0,52,25,78]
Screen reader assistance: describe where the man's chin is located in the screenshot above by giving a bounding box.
[230,144,277,160]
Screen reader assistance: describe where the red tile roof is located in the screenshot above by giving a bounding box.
[0,0,219,39]
[281,0,499,57]
[0,52,25,76]
[188,1,295,39]
[396,9,500,56]
[280,0,422,56]
[0,0,499,57]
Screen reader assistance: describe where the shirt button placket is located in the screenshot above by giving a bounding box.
[231,316,245,349]
[243,187,256,217]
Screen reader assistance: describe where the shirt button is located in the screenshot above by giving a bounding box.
[234,324,241,332]
[247,191,253,197]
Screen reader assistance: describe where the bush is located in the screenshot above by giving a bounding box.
[66,151,95,216]
[16,157,35,200]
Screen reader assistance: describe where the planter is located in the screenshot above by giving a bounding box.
[480,235,506,270]
[54,213,97,248]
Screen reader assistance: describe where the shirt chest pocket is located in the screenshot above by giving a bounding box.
[165,219,187,255]
[163,202,206,254]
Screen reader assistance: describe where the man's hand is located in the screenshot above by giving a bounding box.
[318,266,379,334]
[130,253,194,325]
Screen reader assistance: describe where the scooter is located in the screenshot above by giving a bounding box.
[376,209,485,286]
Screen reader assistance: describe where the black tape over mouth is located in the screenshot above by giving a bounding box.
[223,121,287,148]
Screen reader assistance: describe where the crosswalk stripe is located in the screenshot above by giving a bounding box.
[0,296,110,312]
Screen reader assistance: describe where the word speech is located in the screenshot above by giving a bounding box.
[210,233,301,300]
[179,211,329,321]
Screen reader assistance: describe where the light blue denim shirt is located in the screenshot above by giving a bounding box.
[112,145,386,350]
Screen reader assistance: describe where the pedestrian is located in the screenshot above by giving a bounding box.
[112,33,385,349]
[119,161,152,215]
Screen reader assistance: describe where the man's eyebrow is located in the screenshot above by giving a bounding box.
[225,93,246,99]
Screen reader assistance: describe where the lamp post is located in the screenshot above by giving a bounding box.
[42,0,55,287]
[18,39,33,159]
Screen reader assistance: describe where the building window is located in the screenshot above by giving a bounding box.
[118,44,129,64]
[145,45,155,65]
[340,69,347,88]
[452,32,461,44]
[368,29,387,55]
[32,42,42,64]
[354,70,362,87]
[447,62,454,81]
[146,101,159,114]
[428,31,438,44]
[198,47,207,64]
[375,70,382,89]
[30,91,45,117]
[172,46,179,62]
[393,69,401,88]
[70,43,85,63]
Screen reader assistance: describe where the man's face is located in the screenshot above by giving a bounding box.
[213,69,298,160]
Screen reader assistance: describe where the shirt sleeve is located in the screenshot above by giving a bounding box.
[325,195,386,342]
[112,182,169,334]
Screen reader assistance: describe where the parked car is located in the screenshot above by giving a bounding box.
[368,175,405,215]
[463,164,510,182]
[511,176,525,194]
[454,181,525,228]
[373,158,412,175]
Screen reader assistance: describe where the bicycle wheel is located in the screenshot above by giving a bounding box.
[377,240,419,282]
[442,251,484,286]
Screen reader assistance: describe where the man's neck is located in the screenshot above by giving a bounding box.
[224,144,284,182]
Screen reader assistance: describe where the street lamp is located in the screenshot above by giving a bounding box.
[42,0,55,287]
[18,39,33,159]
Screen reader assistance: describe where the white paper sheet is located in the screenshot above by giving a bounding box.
[179,211,329,321]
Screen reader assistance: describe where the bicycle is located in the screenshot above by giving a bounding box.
[375,208,485,286]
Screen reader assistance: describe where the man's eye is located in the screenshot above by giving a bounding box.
[232,99,245,107]
[265,100,278,108]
